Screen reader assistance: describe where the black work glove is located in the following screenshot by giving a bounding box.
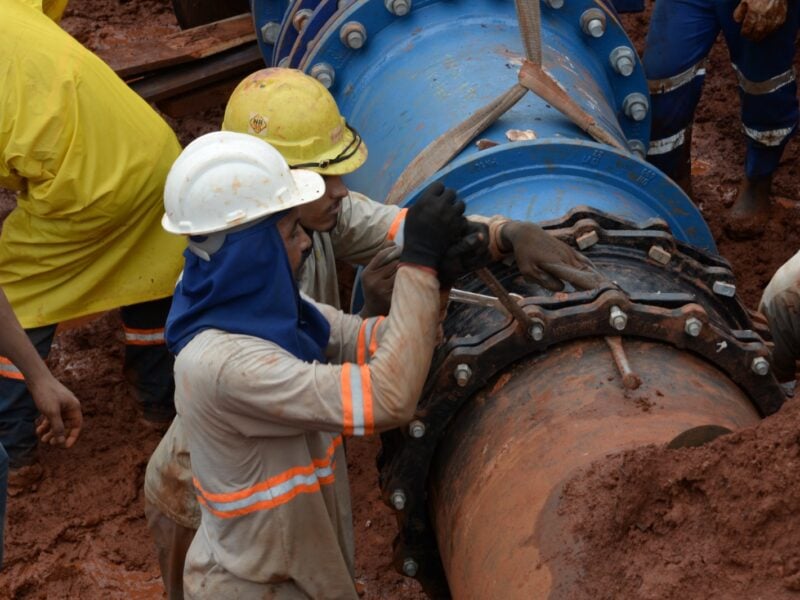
[400,182,467,271]
[439,221,491,288]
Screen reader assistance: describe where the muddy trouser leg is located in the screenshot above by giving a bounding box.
[760,252,800,382]
[716,1,800,181]
[120,298,175,422]
[642,0,720,180]
[0,443,7,568]
[0,326,57,468]
[144,499,196,600]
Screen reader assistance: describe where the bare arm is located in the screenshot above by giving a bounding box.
[0,288,82,447]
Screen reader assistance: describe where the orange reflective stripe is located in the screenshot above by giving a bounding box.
[123,326,165,346]
[194,436,342,504]
[387,208,408,242]
[0,357,24,381]
[356,321,369,365]
[368,317,385,358]
[194,437,342,519]
[341,363,355,435]
[360,364,374,436]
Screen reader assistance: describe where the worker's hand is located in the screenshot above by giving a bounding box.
[733,0,787,41]
[29,375,82,448]
[439,222,492,288]
[400,182,467,272]
[361,245,402,317]
[500,221,608,291]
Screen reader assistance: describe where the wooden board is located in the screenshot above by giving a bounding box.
[98,13,257,78]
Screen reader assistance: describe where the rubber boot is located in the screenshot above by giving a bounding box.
[725,174,772,240]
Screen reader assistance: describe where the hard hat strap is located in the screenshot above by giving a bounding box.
[291,123,362,170]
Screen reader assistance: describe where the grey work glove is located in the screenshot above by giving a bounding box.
[360,245,402,317]
[733,0,787,41]
[499,221,608,291]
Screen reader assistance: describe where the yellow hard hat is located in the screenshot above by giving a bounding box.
[222,68,367,176]
[21,0,69,22]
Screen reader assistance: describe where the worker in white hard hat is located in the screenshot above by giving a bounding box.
[161,130,480,598]
[143,67,606,599]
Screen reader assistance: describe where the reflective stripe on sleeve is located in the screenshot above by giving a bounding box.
[0,357,24,381]
[387,208,408,248]
[194,435,342,519]
[648,61,707,95]
[123,326,165,346]
[356,316,386,365]
[647,128,688,156]
[733,64,795,96]
[341,363,374,436]
[742,124,795,146]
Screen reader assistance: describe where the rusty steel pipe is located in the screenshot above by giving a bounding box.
[428,338,760,598]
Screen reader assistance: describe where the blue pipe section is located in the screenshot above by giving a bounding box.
[252,0,716,251]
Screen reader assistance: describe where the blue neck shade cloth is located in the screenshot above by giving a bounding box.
[165,211,331,363]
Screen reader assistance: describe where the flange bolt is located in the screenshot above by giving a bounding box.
[610,306,628,331]
[408,420,426,438]
[385,0,411,16]
[610,46,635,76]
[260,21,280,45]
[454,363,472,387]
[684,317,703,337]
[529,321,545,341]
[390,489,407,511]
[292,8,313,32]
[544,0,564,7]
[751,357,770,376]
[581,9,606,38]
[340,22,367,49]
[310,63,335,89]
[402,558,419,577]
[623,93,649,122]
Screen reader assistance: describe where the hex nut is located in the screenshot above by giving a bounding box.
[610,46,636,76]
[581,9,606,37]
[684,317,703,337]
[390,489,406,511]
[623,93,649,122]
[310,63,335,89]
[529,322,545,341]
[408,420,426,438]
[402,558,419,577]
[260,21,281,45]
[544,0,564,7]
[385,0,411,16]
[751,357,770,376]
[610,305,628,331]
[340,22,367,49]
[454,363,472,387]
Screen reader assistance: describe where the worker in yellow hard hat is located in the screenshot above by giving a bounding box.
[143,67,605,598]
[0,0,186,491]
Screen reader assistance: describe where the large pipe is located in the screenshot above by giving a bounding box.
[251,2,785,597]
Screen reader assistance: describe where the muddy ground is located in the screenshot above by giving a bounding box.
[1,1,799,599]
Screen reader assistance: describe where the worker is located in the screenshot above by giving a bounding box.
[0,285,82,566]
[643,0,798,238]
[0,0,186,488]
[161,130,479,597]
[143,67,606,598]
[759,250,800,391]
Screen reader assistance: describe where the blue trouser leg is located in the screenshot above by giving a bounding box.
[120,297,175,422]
[0,442,7,568]
[716,1,800,179]
[642,0,720,179]
[0,326,56,468]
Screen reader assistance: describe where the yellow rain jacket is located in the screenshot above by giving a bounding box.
[0,0,185,328]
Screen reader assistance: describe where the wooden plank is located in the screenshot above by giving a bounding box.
[98,13,257,78]
[128,42,264,103]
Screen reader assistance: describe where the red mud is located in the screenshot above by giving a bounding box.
[0,2,798,599]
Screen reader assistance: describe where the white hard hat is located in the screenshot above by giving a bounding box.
[162,131,325,235]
